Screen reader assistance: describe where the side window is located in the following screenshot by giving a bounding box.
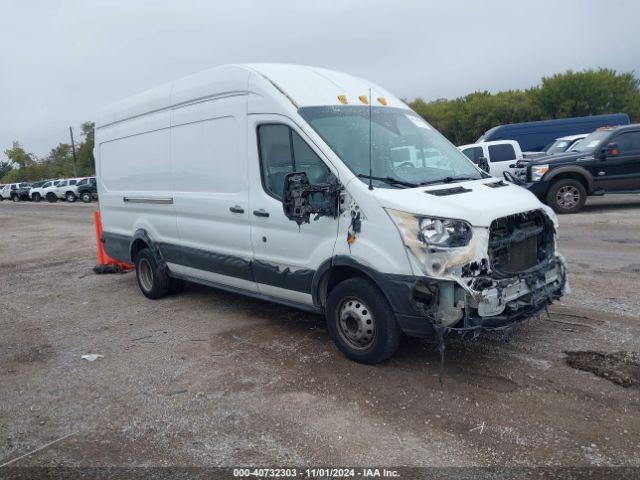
[462,147,484,164]
[258,124,329,200]
[69,180,77,185]
[488,144,516,162]
[614,132,640,154]
[291,132,330,184]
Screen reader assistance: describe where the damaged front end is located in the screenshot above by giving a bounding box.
[386,208,568,338]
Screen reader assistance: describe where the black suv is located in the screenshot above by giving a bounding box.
[514,124,640,213]
[76,177,97,203]
[10,183,32,201]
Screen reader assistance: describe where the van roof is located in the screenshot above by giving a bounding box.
[96,64,406,128]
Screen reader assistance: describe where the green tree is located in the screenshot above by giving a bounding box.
[534,68,640,119]
[409,68,640,145]
[4,141,34,168]
[76,121,95,175]
[0,161,12,180]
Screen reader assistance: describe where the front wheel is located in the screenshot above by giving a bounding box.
[326,278,402,364]
[46,193,58,203]
[80,191,92,203]
[546,179,587,214]
[11,194,19,202]
[32,193,42,202]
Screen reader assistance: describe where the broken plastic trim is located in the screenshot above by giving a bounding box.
[282,171,342,226]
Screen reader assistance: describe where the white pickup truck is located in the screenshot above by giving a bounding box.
[458,140,525,177]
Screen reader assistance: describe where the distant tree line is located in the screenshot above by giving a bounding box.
[1,122,95,183]
[409,68,640,145]
[2,69,639,183]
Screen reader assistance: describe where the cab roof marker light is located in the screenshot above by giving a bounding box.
[377,97,387,106]
[358,95,369,105]
[337,95,348,104]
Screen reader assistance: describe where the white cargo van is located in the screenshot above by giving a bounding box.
[96,64,567,363]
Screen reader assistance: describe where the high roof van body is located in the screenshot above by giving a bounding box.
[95,64,567,363]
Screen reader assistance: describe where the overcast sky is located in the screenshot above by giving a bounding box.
[2,0,640,162]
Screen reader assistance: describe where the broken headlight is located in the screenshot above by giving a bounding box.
[386,209,472,249]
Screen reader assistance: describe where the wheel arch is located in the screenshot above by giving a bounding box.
[312,256,396,312]
[544,166,594,193]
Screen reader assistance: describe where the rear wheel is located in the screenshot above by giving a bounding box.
[11,194,19,202]
[65,191,77,202]
[46,192,58,203]
[326,277,402,364]
[547,179,587,214]
[135,248,170,299]
[32,193,42,202]
[80,191,92,203]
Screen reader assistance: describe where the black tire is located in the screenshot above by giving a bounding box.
[134,248,170,299]
[32,193,42,202]
[169,277,187,295]
[546,179,587,214]
[46,193,58,203]
[80,191,92,203]
[326,277,402,364]
[11,194,18,202]
[65,191,77,202]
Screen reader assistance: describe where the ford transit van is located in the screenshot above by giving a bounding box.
[95,64,567,363]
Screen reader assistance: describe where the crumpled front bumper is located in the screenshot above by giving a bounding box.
[387,254,568,337]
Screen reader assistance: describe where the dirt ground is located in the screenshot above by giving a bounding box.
[1,195,639,469]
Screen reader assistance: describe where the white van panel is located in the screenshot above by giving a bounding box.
[100,129,172,192]
[171,116,240,194]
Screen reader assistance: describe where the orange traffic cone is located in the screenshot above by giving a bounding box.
[93,210,134,274]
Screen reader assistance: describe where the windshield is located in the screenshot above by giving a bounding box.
[299,106,483,188]
[546,139,573,154]
[571,131,611,152]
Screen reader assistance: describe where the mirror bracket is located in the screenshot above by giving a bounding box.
[282,172,342,226]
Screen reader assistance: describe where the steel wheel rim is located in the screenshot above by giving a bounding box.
[337,296,375,350]
[138,258,154,292]
[556,185,580,209]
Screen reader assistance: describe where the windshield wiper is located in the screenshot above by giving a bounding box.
[419,175,478,186]
[357,174,418,188]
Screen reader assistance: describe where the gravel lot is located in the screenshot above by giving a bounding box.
[1,196,639,469]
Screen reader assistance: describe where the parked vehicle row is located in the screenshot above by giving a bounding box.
[0,177,97,203]
[514,124,640,213]
[459,114,639,213]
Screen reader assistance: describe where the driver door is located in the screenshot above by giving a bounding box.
[248,115,339,306]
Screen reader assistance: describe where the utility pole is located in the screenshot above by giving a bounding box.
[69,126,78,177]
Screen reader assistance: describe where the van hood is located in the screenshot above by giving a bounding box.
[372,178,543,227]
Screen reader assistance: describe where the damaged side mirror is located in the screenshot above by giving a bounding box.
[282,171,342,226]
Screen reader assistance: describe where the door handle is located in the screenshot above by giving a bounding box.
[253,209,270,218]
[229,205,245,214]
